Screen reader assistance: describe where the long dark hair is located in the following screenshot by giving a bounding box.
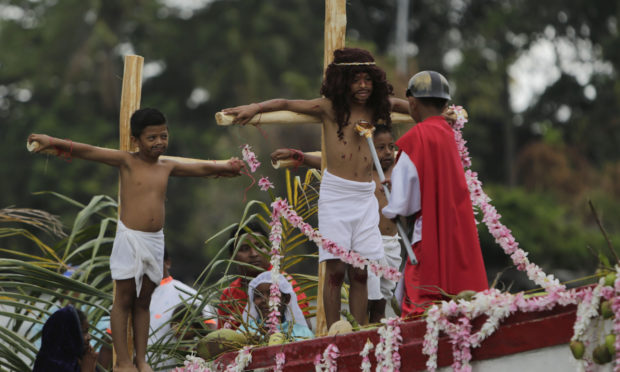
[33,306,85,372]
[320,48,393,140]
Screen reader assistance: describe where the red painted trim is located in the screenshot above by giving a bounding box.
[216,304,577,371]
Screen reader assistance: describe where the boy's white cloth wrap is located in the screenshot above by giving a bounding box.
[318,169,384,262]
[110,220,165,296]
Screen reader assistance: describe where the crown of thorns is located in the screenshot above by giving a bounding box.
[333,62,376,66]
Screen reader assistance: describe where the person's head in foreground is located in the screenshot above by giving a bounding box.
[33,305,92,372]
[405,70,451,122]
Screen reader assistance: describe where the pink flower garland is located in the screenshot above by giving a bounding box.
[375,317,403,371]
[267,208,284,334]
[269,198,400,282]
[612,268,620,372]
[275,352,286,372]
[242,144,261,172]
[172,355,213,372]
[258,176,275,191]
[422,106,590,371]
[225,346,252,372]
[314,343,340,372]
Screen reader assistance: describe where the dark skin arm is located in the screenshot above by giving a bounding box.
[221,98,330,126]
[270,148,321,170]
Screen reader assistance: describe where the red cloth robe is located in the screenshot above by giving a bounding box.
[392,115,488,317]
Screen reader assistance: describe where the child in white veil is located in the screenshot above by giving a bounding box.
[242,271,313,341]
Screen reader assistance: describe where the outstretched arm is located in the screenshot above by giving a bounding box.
[221,98,329,126]
[270,148,321,169]
[389,97,410,115]
[27,134,127,167]
[169,157,244,178]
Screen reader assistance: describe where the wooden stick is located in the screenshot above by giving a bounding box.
[26,140,56,155]
[215,110,319,126]
[215,110,414,126]
[161,155,228,165]
[116,54,143,366]
[315,0,347,337]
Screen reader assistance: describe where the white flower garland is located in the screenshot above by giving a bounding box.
[360,339,374,372]
[375,317,402,371]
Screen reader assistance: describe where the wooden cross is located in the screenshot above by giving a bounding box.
[215,0,415,335]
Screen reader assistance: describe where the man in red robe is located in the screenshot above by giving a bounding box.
[382,71,488,318]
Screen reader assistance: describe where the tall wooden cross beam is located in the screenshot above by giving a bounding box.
[215,0,415,335]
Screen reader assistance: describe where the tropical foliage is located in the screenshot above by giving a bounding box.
[0,169,323,370]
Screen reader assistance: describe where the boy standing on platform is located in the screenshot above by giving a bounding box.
[382,71,488,318]
[28,107,243,372]
[221,48,410,328]
[367,125,402,323]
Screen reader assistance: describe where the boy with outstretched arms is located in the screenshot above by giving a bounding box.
[222,48,409,328]
[270,126,402,324]
[28,108,243,372]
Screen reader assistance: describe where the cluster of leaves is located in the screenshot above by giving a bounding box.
[0,169,323,369]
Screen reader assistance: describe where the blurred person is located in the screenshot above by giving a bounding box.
[217,221,309,329]
[33,305,98,372]
[149,249,217,370]
[241,271,313,342]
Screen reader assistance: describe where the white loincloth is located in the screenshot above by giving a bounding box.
[368,234,403,300]
[110,220,165,297]
[318,170,383,263]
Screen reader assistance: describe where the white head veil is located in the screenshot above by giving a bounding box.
[243,271,306,326]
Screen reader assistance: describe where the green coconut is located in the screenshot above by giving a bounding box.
[605,333,616,356]
[569,340,585,360]
[605,272,617,287]
[592,344,612,365]
[197,329,248,360]
[327,319,353,336]
[600,300,614,319]
[268,332,286,346]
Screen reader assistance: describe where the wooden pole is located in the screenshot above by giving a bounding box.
[215,111,413,127]
[315,0,347,337]
[114,54,144,365]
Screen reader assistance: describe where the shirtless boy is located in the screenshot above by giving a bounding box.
[272,126,402,323]
[221,48,409,328]
[28,107,243,372]
[366,125,402,323]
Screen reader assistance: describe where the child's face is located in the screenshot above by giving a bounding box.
[234,234,270,276]
[252,283,288,320]
[253,283,272,320]
[350,72,373,104]
[134,124,168,157]
[374,132,395,171]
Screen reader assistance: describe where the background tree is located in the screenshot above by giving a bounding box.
[1,0,619,286]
